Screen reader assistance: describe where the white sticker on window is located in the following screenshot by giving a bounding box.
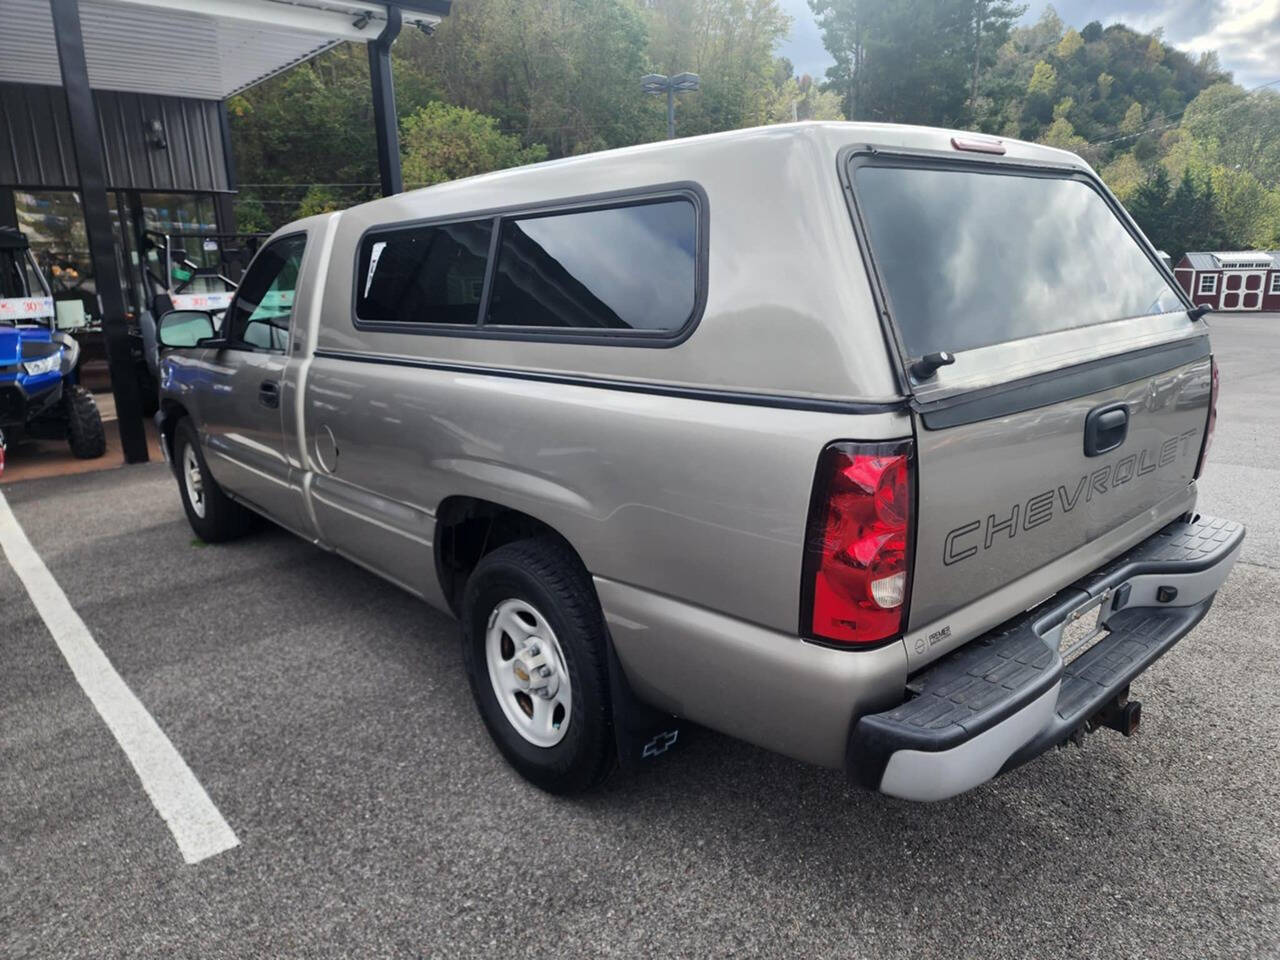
[364,241,387,298]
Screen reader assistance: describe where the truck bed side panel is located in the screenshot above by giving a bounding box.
[302,356,911,634]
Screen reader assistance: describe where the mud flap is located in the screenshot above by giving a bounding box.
[605,634,683,769]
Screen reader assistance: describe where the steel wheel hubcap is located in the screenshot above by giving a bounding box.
[183,444,206,519]
[485,598,572,748]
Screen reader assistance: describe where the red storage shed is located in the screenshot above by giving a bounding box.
[1174,251,1280,312]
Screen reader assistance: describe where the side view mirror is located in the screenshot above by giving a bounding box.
[157,309,217,348]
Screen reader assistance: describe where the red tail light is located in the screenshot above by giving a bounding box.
[1194,356,1218,478]
[801,441,914,647]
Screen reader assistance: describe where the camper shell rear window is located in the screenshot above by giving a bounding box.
[847,158,1185,361]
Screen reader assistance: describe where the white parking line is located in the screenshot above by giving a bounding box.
[0,489,239,865]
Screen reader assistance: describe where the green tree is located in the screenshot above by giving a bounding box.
[1041,116,1090,158]
[1145,34,1164,66]
[420,0,653,155]
[1121,101,1144,133]
[232,196,271,234]
[1207,165,1277,249]
[1166,168,1202,257]
[765,69,845,122]
[295,186,345,217]
[967,0,1027,122]
[1181,84,1280,185]
[1027,60,1056,95]
[1055,27,1083,60]
[811,0,1020,126]
[229,43,410,226]
[1100,152,1145,202]
[400,103,549,188]
[1127,166,1173,252]
[645,0,794,135]
[808,0,867,118]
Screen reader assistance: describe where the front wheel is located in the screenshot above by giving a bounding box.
[462,538,615,794]
[173,418,257,543]
[64,385,106,459]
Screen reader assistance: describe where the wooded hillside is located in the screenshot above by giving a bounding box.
[229,0,1280,257]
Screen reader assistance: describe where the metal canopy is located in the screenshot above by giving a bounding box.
[0,0,447,99]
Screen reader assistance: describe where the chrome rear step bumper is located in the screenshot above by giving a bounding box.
[847,515,1244,802]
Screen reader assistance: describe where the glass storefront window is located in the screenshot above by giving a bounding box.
[13,189,144,326]
[14,190,98,324]
[11,190,225,323]
[142,192,218,236]
[141,192,222,291]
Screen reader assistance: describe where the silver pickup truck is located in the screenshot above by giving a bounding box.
[155,122,1242,801]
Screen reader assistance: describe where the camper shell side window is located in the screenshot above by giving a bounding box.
[350,184,708,347]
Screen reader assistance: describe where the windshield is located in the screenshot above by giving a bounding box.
[1,248,53,327]
[853,164,1185,358]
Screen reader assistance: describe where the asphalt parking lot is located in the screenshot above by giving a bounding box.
[3,316,1278,959]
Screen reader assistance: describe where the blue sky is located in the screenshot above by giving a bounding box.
[777,0,1280,91]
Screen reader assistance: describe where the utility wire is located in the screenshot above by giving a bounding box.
[1086,75,1280,147]
[239,182,379,188]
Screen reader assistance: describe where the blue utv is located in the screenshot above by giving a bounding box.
[0,226,106,459]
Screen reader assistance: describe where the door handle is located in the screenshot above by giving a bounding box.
[1084,402,1128,457]
[259,379,280,409]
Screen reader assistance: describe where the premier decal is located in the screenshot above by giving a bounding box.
[942,428,1200,566]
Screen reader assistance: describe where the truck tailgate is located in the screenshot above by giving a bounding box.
[843,149,1214,659]
[910,341,1211,629]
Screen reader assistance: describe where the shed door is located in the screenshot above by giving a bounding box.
[1220,271,1265,310]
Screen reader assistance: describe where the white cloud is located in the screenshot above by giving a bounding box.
[1174,0,1280,89]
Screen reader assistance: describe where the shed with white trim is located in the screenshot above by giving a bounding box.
[1174,251,1280,313]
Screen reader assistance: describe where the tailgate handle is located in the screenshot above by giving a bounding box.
[1084,403,1128,457]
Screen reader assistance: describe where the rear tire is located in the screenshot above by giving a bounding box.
[64,385,106,459]
[173,417,257,542]
[462,537,615,794]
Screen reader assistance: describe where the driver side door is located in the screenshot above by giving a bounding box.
[197,233,309,534]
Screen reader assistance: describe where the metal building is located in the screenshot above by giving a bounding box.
[0,0,449,462]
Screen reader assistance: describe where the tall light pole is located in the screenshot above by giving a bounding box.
[642,72,700,139]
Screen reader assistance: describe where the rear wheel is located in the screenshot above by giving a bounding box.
[462,538,614,793]
[173,417,256,542]
[64,385,106,459]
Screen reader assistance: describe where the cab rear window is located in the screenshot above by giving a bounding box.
[357,219,493,325]
[852,165,1184,358]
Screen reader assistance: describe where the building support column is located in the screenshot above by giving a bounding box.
[368,6,403,197]
[0,189,16,229]
[214,100,238,239]
[50,0,148,463]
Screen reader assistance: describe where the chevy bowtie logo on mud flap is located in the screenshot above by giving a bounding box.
[642,730,679,758]
[942,428,1200,566]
